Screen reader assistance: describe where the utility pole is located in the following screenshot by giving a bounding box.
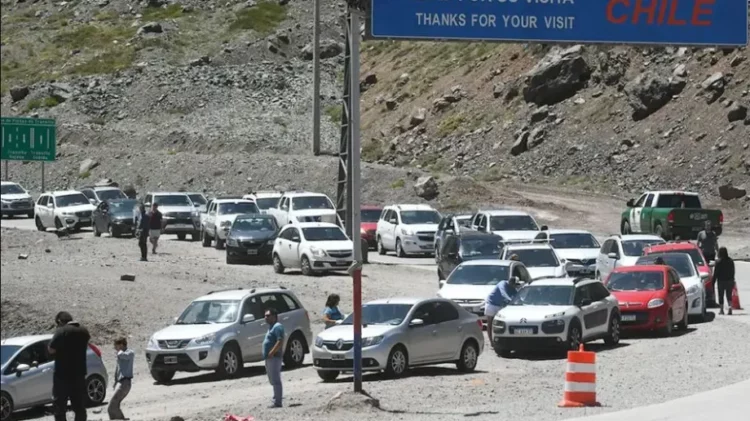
[312,0,321,156]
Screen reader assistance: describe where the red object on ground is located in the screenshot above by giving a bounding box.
[224,415,254,421]
[732,285,742,310]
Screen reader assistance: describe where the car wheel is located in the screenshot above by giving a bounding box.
[567,322,582,351]
[283,333,306,369]
[177,233,186,241]
[215,237,225,250]
[0,392,13,421]
[85,375,106,407]
[226,252,237,265]
[621,220,631,235]
[150,369,175,384]
[661,311,674,337]
[317,370,340,382]
[216,343,242,379]
[604,313,621,345]
[300,256,314,276]
[377,237,386,255]
[273,254,285,274]
[456,340,479,372]
[54,217,63,230]
[93,222,101,237]
[384,345,408,378]
[434,246,440,263]
[191,231,201,241]
[109,225,120,238]
[202,230,211,247]
[677,302,689,330]
[35,216,45,232]
[396,239,406,258]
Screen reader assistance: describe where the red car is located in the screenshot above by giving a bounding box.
[643,241,715,307]
[604,265,689,336]
[360,205,383,249]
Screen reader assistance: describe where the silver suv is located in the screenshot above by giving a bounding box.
[145,287,313,383]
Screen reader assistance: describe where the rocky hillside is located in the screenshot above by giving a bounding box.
[1,0,749,211]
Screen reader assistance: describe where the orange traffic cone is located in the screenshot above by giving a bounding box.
[731,284,742,310]
[558,344,601,408]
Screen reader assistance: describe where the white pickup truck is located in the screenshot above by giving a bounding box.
[267,191,340,228]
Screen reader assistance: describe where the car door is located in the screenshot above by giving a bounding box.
[598,240,616,279]
[440,235,460,276]
[206,202,217,235]
[237,296,267,361]
[378,209,391,248]
[279,293,306,334]
[470,213,481,231]
[258,293,293,347]
[406,302,441,364]
[640,194,656,233]
[275,228,292,266]
[629,194,648,233]
[588,283,614,335]
[81,189,97,206]
[44,196,56,227]
[574,284,600,335]
[477,214,489,234]
[667,269,687,323]
[282,227,302,267]
[435,217,447,251]
[34,196,47,225]
[432,301,464,361]
[386,210,399,249]
[4,340,54,406]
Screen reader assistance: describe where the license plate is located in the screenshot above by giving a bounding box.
[621,314,636,321]
[163,356,178,364]
[692,226,702,231]
[79,218,90,223]
[172,224,192,229]
[420,245,432,249]
[336,260,347,265]
[514,328,533,335]
[247,249,258,255]
[331,354,345,360]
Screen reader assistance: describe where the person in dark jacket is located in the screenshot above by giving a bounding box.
[713,247,735,315]
[48,311,91,421]
[137,204,150,261]
[148,203,163,254]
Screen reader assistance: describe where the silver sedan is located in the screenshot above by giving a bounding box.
[312,297,484,382]
[1,335,108,421]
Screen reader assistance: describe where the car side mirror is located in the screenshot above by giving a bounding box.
[242,314,255,323]
[49,202,55,208]
[89,199,97,205]
[700,273,709,280]
[607,252,619,260]
[409,318,424,327]
[579,299,592,307]
[15,364,30,375]
[670,284,683,291]
[708,261,715,267]
[540,225,548,231]
[626,199,635,207]
[389,218,398,224]
[438,280,446,288]
[291,236,300,242]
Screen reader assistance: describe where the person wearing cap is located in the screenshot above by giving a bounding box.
[484,275,520,344]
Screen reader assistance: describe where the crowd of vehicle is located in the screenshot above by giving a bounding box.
[0,180,731,420]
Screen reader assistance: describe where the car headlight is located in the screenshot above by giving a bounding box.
[647,298,665,309]
[550,319,564,326]
[227,237,238,247]
[309,246,326,258]
[148,336,158,348]
[362,336,384,347]
[401,228,414,236]
[62,212,74,216]
[0,199,9,204]
[193,333,216,345]
[687,285,701,295]
[220,220,232,228]
[545,311,566,319]
[360,227,367,235]
[315,336,324,347]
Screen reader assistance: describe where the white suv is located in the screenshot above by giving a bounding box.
[272,222,354,276]
[492,277,620,357]
[243,190,283,214]
[34,190,96,231]
[145,287,313,383]
[499,243,568,280]
[200,199,260,249]
[1,181,35,218]
[376,204,442,257]
[596,234,666,280]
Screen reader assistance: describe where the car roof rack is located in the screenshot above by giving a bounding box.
[207,287,245,295]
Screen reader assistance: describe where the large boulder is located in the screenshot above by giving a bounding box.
[413,176,439,200]
[301,40,343,60]
[522,45,591,106]
[9,86,29,102]
[718,184,746,200]
[727,101,748,122]
[79,158,99,175]
[624,72,678,121]
[123,185,137,199]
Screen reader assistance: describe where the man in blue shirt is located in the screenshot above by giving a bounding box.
[484,276,520,343]
[262,308,285,408]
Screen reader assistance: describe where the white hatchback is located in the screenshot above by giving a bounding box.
[499,243,568,280]
[596,234,666,280]
[273,222,354,276]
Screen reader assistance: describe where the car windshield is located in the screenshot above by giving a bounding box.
[233,217,277,232]
[607,271,665,291]
[456,217,473,228]
[622,239,666,256]
[218,202,259,215]
[685,249,706,266]
[255,197,280,210]
[154,195,191,206]
[109,200,137,214]
[292,196,333,210]
[656,194,701,208]
[636,253,696,278]
[1,184,25,194]
[511,249,559,267]
[341,304,413,326]
[97,189,126,201]
[549,233,600,249]
[509,285,574,306]
[176,300,240,324]
[1,345,21,366]
[490,215,539,231]
[188,194,207,205]
[401,210,441,225]
[461,238,502,257]
[302,227,349,241]
[56,193,89,207]
[447,264,510,285]
[361,209,382,223]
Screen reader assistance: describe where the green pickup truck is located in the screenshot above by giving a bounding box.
[620,191,723,240]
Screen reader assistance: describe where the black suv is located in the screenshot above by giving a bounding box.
[437,230,504,280]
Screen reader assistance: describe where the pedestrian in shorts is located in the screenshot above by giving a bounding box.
[108,337,134,420]
[149,203,163,254]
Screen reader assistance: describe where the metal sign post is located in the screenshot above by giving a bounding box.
[1,117,57,188]
[312,0,321,156]
[41,162,45,192]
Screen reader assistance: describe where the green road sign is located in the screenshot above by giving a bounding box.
[1,117,57,162]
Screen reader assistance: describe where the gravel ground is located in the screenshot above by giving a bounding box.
[2,226,750,421]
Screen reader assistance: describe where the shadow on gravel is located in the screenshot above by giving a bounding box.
[161,363,313,386]
[330,366,487,384]
[692,311,717,324]
[622,327,698,340]
[506,342,631,361]
[10,406,50,421]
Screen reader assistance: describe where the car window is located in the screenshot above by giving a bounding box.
[288,228,300,240]
[302,227,348,241]
[590,282,611,301]
[218,202,260,215]
[490,215,539,231]
[188,194,207,205]
[177,300,240,324]
[636,253,696,278]
[574,285,593,305]
[98,189,126,201]
[144,195,152,205]
[56,193,89,207]
[291,195,333,210]
[608,271,665,291]
[411,302,439,325]
[381,209,391,221]
[242,297,264,320]
[519,266,532,283]
[400,210,440,225]
[10,341,51,370]
[434,302,459,323]
[154,194,191,206]
[443,235,458,255]
[644,194,654,207]
[549,233,600,249]
[37,196,47,206]
[510,285,574,306]
[478,215,487,230]
[1,183,25,194]
[81,189,95,199]
[447,264,510,285]
[461,237,502,257]
[622,239,666,256]
[457,217,472,228]
[656,194,701,208]
[634,194,647,207]
[513,248,560,267]
[669,269,681,285]
[257,294,291,314]
[280,294,300,311]
[684,249,706,266]
[437,218,447,232]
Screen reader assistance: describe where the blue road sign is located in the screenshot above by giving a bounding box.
[369,0,749,47]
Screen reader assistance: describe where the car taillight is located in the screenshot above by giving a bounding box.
[667,211,674,223]
[477,319,483,328]
[304,310,309,322]
[88,343,102,358]
[719,212,723,224]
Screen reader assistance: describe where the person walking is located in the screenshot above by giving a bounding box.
[262,308,285,408]
[48,311,91,421]
[107,337,134,420]
[148,203,163,254]
[322,294,343,328]
[713,247,736,315]
[136,204,150,262]
[485,276,520,344]
[697,220,719,262]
